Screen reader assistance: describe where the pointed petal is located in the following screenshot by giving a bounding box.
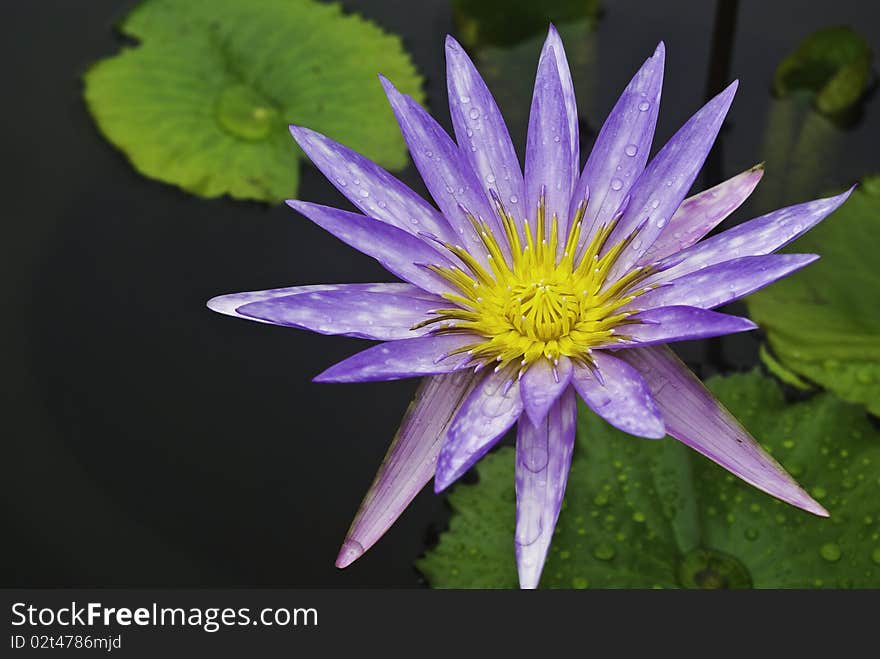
[289,126,455,242]
[606,81,738,279]
[520,356,573,425]
[524,43,574,236]
[286,200,453,296]
[336,372,480,568]
[380,76,501,263]
[646,188,853,281]
[638,164,764,264]
[445,36,524,217]
[610,306,757,347]
[632,253,818,311]
[208,283,434,324]
[515,386,577,589]
[435,371,523,491]
[620,346,828,516]
[543,26,579,200]
[313,334,477,383]
[234,285,445,340]
[572,43,665,245]
[571,353,665,439]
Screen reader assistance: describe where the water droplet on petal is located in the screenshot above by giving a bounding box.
[638,101,650,111]
[486,174,496,184]
[469,108,480,120]
[610,178,623,191]
[359,189,369,198]
[425,150,433,158]
[655,217,667,228]
[650,199,660,209]
[459,95,470,104]
[509,195,518,204]
[445,185,454,194]
[624,144,638,157]
[553,135,561,143]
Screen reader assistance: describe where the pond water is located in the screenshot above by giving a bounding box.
[3,0,878,586]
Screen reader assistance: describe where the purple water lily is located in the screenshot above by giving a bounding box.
[209,27,851,588]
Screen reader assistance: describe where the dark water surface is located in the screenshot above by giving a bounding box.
[2,0,878,586]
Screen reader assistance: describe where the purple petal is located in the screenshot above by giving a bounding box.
[313,334,477,383]
[336,371,480,568]
[235,286,445,340]
[542,27,579,209]
[632,253,818,311]
[515,386,577,589]
[524,44,574,238]
[208,283,430,323]
[621,346,828,516]
[572,43,665,247]
[380,76,502,263]
[434,371,523,491]
[610,306,757,347]
[445,36,524,218]
[645,188,853,281]
[289,126,455,243]
[520,356,573,425]
[606,81,738,279]
[571,353,665,438]
[638,164,764,264]
[286,200,453,296]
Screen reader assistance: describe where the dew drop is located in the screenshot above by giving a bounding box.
[650,199,660,209]
[445,185,454,194]
[509,195,518,204]
[592,543,616,561]
[486,173,496,184]
[359,189,369,198]
[572,576,589,589]
[655,217,667,228]
[377,200,387,209]
[425,150,434,158]
[819,543,841,562]
[638,101,650,111]
[336,178,347,187]
[610,178,623,191]
[459,95,470,104]
[469,108,480,120]
[624,144,638,157]
[553,135,561,143]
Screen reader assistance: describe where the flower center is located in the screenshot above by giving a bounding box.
[416,192,656,376]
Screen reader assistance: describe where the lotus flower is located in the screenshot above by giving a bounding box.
[209,27,852,588]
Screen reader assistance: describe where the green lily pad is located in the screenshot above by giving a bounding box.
[748,179,880,415]
[83,0,424,202]
[773,26,872,116]
[417,371,880,588]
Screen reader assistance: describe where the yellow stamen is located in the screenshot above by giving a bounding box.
[422,193,651,371]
